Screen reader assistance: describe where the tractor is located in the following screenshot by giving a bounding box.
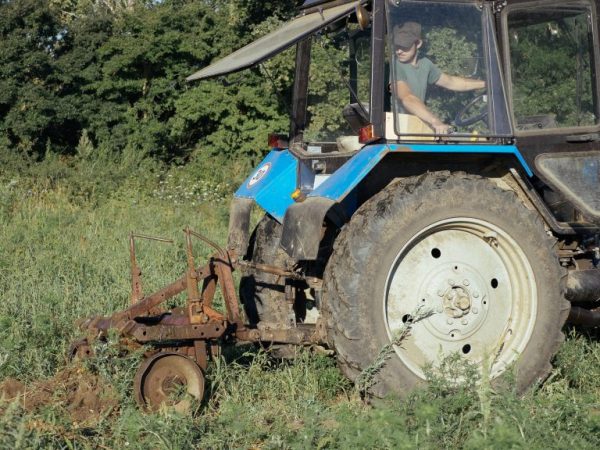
[75,0,600,410]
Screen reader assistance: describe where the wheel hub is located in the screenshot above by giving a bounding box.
[385,219,537,380]
[442,285,471,317]
[414,263,489,341]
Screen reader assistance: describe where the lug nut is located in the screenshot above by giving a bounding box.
[473,292,479,298]
[448,279,456,286]
[437,289,445,297]
[472,307,478,314]
[461,318,468,325]
[463,279,470,286]
[447,318,454,325]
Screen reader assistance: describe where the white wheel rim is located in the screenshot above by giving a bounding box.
[384,218,537,380]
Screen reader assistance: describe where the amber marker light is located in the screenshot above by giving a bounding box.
[358,124,380,144]
[291,188,306,202]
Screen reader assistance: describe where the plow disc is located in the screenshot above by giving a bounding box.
[134,352,205,413]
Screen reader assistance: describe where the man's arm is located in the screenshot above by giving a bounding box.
[395,80,450,134]
[435,73,485,91]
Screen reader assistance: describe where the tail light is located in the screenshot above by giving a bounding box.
[268,133,288,149]
[358,124,380,144]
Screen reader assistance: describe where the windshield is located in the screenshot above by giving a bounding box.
[302,20,372,147]
[387,1,490,139]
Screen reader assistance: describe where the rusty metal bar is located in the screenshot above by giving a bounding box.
[236,323,324,345]
[236,259,304,280]
[129,233,143,305]
[214,258,243,325]
[128,233,174,306]
[184,227,204,324]
[129,320,227,342]
[201,275,218,307]
[115,264,210,321]
[186,228,227,258]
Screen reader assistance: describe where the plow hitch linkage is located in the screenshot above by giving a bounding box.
[72,227,325,411]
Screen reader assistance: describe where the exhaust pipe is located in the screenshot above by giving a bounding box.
[565,269,600,304]
[568,306,600,326]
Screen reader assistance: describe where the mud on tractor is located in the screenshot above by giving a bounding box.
[74,0,600,410]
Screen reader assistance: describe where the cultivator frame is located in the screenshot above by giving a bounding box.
[73,227,325,410]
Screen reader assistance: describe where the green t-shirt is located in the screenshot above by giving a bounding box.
[394,57,442,106]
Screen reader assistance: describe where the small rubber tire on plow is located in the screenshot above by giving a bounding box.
[68,338,94,361]
[134,352,205,413]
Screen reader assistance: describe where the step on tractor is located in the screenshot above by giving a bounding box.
[74,0,600,410]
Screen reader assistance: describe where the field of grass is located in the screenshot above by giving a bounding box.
[1,148,599,449]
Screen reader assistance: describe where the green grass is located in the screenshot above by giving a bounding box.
[1,149,599,449]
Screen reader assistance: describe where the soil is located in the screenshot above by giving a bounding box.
[0,363,118,424]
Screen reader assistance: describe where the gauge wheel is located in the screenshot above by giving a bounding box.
[134,352,205,412]
[322,172,570,397]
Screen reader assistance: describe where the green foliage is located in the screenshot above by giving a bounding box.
[0,0,296,162]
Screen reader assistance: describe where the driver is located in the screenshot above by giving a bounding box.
[393,22,486,134]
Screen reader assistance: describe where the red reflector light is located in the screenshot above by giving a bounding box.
[268,133,288,149]
[358,124,379,144]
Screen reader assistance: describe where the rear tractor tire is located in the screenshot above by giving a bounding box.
[322,172,570,397]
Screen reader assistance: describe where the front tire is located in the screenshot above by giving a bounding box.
[322,172,569,397]
[239,215,291,327]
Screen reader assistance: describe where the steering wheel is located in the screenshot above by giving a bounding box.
[454,94,488,127]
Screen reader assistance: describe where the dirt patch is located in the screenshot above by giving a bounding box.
[0,363,118,424]
[0,377,25,400]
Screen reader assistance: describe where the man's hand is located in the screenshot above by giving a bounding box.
[430,120,451,135]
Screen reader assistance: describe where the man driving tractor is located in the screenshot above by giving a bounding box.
[393,21,486,134]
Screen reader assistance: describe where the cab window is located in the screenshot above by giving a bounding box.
[506,2,598,131]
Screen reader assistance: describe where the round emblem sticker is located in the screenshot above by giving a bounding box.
[247,162,271,188]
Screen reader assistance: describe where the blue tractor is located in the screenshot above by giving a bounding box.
[77,0,600,408]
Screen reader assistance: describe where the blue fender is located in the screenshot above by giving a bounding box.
[234,149,300,222]
[234,143,533,224]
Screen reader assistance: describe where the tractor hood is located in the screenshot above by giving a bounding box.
[186,1,363,81]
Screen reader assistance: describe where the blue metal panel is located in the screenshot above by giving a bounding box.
[309,143,533,202]
[406,144,533,176]
[234,150,297,222]
[234,143,533,222]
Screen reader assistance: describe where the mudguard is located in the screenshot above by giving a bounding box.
[233,143,533,259]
